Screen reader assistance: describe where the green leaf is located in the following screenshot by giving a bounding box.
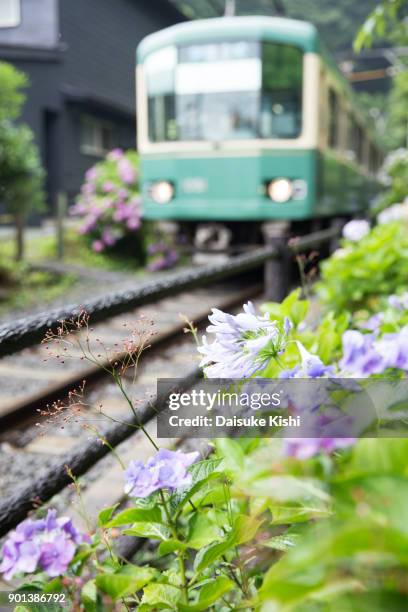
[188,458,223,482]
[193,538,233,574]
[179,577,234,611]
[172,473,222,514]
[96,567,156,601]
[263,533,299,551]
[269,504,331,524]
[141,582,181,609]
[123,522,171,540]
[170,459,223,513]
[97,504,119,527]
[243,475,330,504]
[348,438,408,477]
[106,506,162,527]
[233,514,263,545]
[187,513,223,549]
[158,539,187,556]
[81,580,98,612]
[216,438,245,471]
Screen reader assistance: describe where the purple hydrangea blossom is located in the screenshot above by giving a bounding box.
[0,510,88,581]
[283,437,355,459]
[198,303,291,378]
[342,219,370,242]
[118,158,137,184]
[102,181,115,193]
[388,293,408,310]
[102,228,116,247]
[280,342,335,379]
[374,326,408,372]
[339,330,385,377]
[85,167,98,181]
[107,148,124,161]
[360,313,383,331]
[124,449,199,498]
[147,246,179,271]
[71,151,141,252]
[92,239,105,252]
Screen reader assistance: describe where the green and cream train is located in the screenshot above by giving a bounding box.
[136,16,381,238]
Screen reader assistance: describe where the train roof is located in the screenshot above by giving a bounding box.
[137,16,319,62]
[137,16,382,150]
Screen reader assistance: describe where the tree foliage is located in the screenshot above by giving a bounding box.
[0,61,44,259]
[171,0,380,53]
[0,61,27,121]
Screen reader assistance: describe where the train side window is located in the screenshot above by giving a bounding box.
[261,43,303,139]
[347,116,363,164]
[369,143,377,175]
[328,88,339,149]
[356,125,364,165]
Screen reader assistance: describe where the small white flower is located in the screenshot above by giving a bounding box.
[342,220,370,242]
[377,202,408,225]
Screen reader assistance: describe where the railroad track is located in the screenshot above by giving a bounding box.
[0,229,340,541]
[0,281,260,430]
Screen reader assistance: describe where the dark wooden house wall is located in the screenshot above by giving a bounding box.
[0,0,184,212]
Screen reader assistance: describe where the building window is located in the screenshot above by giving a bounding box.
[80,115,113,156]
[0,0,21,28]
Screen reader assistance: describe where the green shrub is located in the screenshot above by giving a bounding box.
[317,221,408,312]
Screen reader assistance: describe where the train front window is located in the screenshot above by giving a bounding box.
[145,42,303,143]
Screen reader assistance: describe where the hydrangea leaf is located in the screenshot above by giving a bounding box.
[178,576,234,611]
[232,514,264,545]
[193,538,234,575]
[140,582,181,609]
[158,539,187,556]
[97,504,120,528]
[216,438,245,472]
[105,506,162,527]
[123,522,171,541]
[186,513,223,549]
[95,567,156,601]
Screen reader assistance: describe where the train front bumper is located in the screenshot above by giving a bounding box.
[141,150,317,221]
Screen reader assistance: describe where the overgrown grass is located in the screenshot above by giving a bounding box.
[0,262,76,317]
[0,227,145,273]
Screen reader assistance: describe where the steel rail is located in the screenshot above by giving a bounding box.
[0,227,340,359]
[0,246,275,359]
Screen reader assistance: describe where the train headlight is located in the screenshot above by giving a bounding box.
[150,181,174,204]
[267,178,293,203]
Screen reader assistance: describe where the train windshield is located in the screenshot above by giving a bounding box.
[145,41,303,143]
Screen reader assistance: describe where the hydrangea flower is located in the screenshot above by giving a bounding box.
[374,327,408,372]
[342,219,370,242]
[118,157,137,184]
[147,243,179,272]
[71,149,141,252]
[0,509,88,581]
[280,342,335,379]
[359,313,383,331]
[339,330,385,378]
[124,449,199,498]
[198,302,291,378]
[283,437,355,459]
[377,201,408,225]
[388,293,408,310]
